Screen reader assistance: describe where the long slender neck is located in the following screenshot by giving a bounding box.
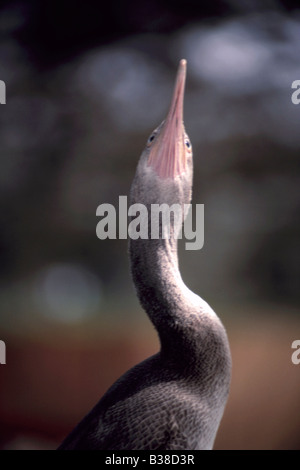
[129,229,230,375]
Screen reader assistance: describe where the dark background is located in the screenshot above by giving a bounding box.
[0,0,299,449]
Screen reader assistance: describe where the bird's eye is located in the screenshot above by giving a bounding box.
[147,133,156,146]
[185,138,191,150]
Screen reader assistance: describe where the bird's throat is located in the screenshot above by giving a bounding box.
[129,234,200,361]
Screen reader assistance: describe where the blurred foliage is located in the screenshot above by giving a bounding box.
[1,1,300,330]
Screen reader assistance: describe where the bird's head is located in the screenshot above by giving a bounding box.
[130,59,193,213]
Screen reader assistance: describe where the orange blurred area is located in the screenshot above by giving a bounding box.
[0,319,158,449]
[1,304,300,450]
[215,308,300,450]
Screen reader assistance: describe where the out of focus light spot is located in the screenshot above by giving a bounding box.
[178,15,300,95]
[32,263,102,323]
[179,23,272,93]
[175,15,300,146]
[75,47,170,131]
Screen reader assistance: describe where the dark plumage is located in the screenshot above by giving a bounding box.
[58,60,231,451]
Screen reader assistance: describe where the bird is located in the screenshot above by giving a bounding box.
[58,59,232,450]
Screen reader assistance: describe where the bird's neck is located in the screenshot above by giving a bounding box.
[129,232,229,373]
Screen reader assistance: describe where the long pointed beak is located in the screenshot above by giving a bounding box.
[148,59,187,179]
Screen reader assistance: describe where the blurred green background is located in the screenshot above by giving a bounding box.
[0,0,299,450]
